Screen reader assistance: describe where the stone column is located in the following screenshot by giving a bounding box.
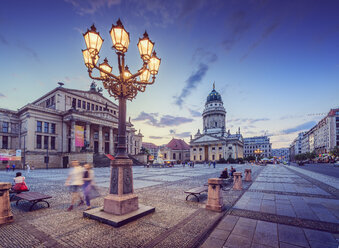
[109,128,114,155]
[71,121,76,152]
[206,178,224,212]
[86,123,90,147]
[62,122,68,152]
[244,169,252,181]
[0,136,2,149]
[98,125,103,154]
[8,137,11,149]
[0,183,13,225]
[233,172,243,190]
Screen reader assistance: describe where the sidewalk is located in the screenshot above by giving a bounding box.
[201,165,339,248]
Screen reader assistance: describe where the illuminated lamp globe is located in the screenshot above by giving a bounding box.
[139,68,151,82]
[82,49,99,68]
[137,31,154,61]
[83,24,103,55]
[99,58,112,78]
[110,19,130,53]
[148,51,161,75]
[124,65,132,80]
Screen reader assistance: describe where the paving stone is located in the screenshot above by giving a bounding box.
[223,233,252,248]
[210,229,231,241]
[201,237,225,248]
[303,228,337,243]
[278,224,309,248]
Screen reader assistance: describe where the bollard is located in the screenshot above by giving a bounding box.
[206,178,224,212]
[233,172,243,190]
[0,183,13,225]
[244,169,252,182]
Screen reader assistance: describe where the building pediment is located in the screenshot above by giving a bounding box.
[191,134,223,144]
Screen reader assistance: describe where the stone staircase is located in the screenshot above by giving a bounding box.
[93,153,111,167]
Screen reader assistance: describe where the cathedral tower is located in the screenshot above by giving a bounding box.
[202,83,226,137]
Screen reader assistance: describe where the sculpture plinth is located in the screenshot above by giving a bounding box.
[84,158,155,227]
[0,183,13,225]
[104,158,138,215]
[206,178,224,212]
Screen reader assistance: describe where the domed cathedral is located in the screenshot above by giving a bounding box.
[190,83,244,162]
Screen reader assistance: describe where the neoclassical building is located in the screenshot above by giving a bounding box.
[0,82,143,168]
[190,85,243,162]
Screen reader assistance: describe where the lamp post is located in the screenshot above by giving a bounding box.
[81,19,160,224]
[254,149,263,163]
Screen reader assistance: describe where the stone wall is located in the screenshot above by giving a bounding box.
[67,152,93,167]
[25,153,60,169]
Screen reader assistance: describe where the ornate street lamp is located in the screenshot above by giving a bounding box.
[82,19,160,225]
[254,149,263,163]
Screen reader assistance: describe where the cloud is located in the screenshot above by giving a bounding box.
[188,108,201,117]
[133,111,159,126]
[280,121,316,135]
[0,35,9,46]
[0,93,6,98]
[16,41,39,62]
[133,112,193,127]
[175,132,191,138]
[222,10,251,51]
[65,0,120,15]
[240,22,280,61]
[149,136,163,140]
[228,117,270,124]
[174,48,217,108]
[159,115,193,127]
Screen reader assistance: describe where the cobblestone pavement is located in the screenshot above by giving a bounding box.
[0,163,260,248]
[290,163,339,179]
[201,164,339,248]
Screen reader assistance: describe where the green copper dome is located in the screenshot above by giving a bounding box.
[206,89,222,102]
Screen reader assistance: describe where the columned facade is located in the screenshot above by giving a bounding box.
[0,83,143,169]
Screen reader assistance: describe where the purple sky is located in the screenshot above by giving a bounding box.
[0,0,338,148]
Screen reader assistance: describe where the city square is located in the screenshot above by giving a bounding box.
[1,163,339,247]
[0,0,339,247]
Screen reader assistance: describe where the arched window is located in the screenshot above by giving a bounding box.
[173,153,176,159]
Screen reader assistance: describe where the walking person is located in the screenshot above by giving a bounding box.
[6,163,10,172]
[26,163,30,174]
[213,161,216,168]
[65,160,84,211]
[82,163,95,210]
[12,164,16,171]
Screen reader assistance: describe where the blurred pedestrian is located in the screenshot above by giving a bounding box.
[82,163,96,210]
[12,164,16,171]
[26,163,30,174]
[6,164,10,172]
[65,160,84,211]
[213,161,216,168]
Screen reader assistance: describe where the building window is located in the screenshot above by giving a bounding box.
[96,105,98,111]
[82,101,86,109]
[199,148,202,151]
[164,153,167,159]
[2,136,8,149]
[72,98,76,109]
[173,153,176,160]
[212,155,215,160]
[99,106,102,111]
[2,122,9,133]
[193,148,196,151]
[44,122,49,133]
[199,155,202,160]
[51,123,56,134]
[219,147,222,150]
[91,104,94,110]
[114,111,116,115]
[219,154,222,159]
[104,132,109,141]
[212,147,215,150]
[194,155,196,160]
[44,136,49,149]
[37,135,42,149]
[51,137,56,150]
[94,132,99,139]
[78,99,81,108]
[87,103,90,110]
[37,121,42,132]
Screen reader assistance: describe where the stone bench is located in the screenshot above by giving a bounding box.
[184,186,208,202]
[15,192,52,211]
